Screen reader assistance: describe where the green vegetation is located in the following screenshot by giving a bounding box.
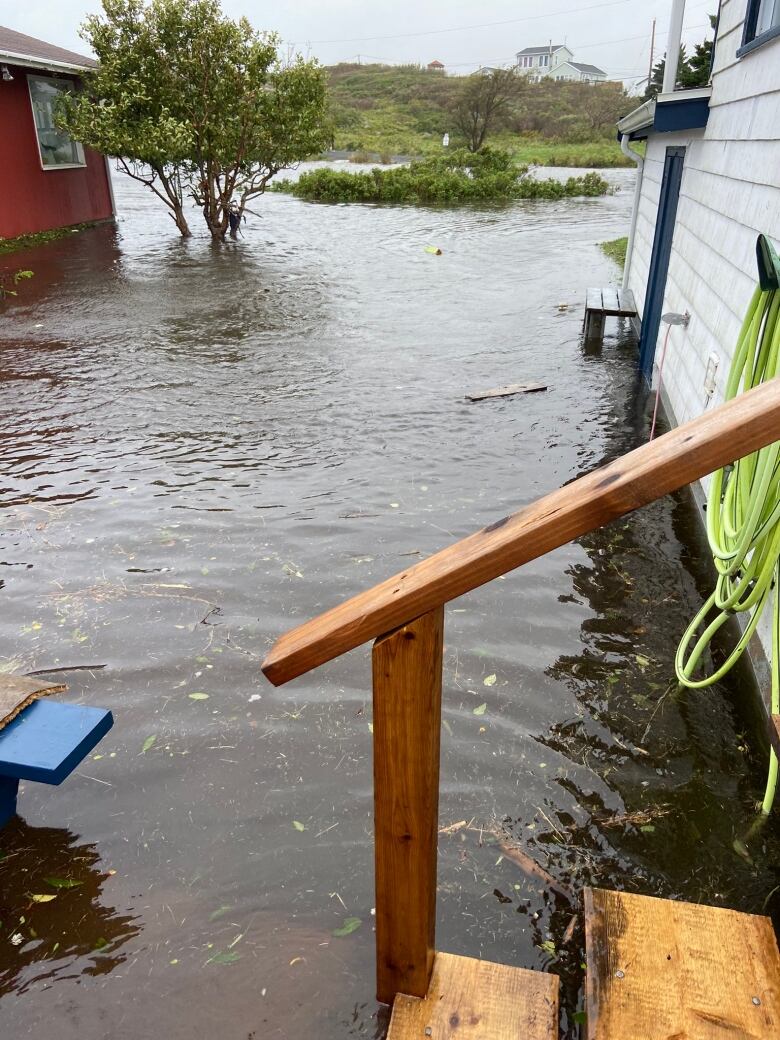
[273,148,610,205]
[62,0,328,240]
[326,63,635,166]
[0,221,102,255]
[600,237,628,267]
[0,269,33,302]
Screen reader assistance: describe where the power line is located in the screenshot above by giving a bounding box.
[288,0,641,47]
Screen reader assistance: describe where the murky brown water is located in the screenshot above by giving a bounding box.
[1,166,779,1039]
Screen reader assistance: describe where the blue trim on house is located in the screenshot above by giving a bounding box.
[638,147,687,381]
[737,20,780,57]
[653,94,711,133]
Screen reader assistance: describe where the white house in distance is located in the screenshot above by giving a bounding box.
[515,44,607,83]
[615,0,780,716]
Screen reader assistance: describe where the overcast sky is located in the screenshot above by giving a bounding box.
[7,0,717,88]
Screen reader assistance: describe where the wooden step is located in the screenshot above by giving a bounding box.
[585,887,780,1039]
[388,951,558,1040]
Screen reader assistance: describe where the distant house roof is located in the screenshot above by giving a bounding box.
[516,45,566,55]
[569,61,606,75]
[427,59,445,67]
[0,25,96,73]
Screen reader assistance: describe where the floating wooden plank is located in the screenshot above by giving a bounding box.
[261,379,780,686]
[770,714,780,759]
[584,887,780,1040]
[0,674,65,731]
[466,382,547,402]
[373,609,443,1005]
[388,952,558,1040]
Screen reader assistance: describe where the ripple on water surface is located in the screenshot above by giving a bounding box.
[1,167,778,1039]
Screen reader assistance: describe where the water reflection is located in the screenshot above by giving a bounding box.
[0,818,140,995]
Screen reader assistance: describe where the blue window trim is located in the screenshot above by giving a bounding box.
[737,0,780,57]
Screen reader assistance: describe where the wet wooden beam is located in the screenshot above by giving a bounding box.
[373,608,443,1005]
[262,378,780,686]
[584,887,780,1039]
[388,952,558,1039]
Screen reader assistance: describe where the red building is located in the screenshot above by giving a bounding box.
[0,25,114,239]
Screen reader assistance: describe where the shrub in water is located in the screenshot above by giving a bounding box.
[273,147,609,205]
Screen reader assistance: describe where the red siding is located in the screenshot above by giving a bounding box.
[0,64,114,239]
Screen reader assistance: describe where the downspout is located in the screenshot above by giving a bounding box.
[663,0,686,93]
[620,133,644,292]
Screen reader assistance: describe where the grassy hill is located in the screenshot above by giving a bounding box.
[325,63,636,167]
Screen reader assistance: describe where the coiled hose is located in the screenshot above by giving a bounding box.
[675,273,780,815]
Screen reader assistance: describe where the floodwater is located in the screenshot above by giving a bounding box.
[1,164,779,1039]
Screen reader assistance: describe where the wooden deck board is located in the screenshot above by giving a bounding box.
[585,887,780,1040]
[466,382,547,402]
[0,674,65,731]
[388,952,558,1040]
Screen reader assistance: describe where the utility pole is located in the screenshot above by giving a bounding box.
[647,18,656,87]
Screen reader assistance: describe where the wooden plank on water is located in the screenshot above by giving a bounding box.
[770,714,780,759]
[261,379,780,686]
[388,952,558,1040]
[0,675,65,731]
[373,609,443,1005]
[585,288,602,312]
[466,382,547,402]
[584,887,780,1040]
[600,287,620,313]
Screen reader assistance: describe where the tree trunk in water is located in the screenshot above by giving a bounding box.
[172,206,192,238]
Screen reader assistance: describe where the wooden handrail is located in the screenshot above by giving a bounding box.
[262,378,780,686]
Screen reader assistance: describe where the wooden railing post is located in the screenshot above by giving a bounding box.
[372,607,444,1005]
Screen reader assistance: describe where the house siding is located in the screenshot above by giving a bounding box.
[0,64,113,238]
[625,0,780,706]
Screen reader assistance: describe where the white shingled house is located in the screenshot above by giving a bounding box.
[515,44,607,83]
[615,0,780,711]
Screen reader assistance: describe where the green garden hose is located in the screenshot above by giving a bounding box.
[675,237,780,815]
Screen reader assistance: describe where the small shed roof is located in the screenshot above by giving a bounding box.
[0,25,96,73]
[516,45,565,55]
[427,59,445,67]
[569,61,606,75]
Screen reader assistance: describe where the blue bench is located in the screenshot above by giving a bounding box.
[0,699,113,827]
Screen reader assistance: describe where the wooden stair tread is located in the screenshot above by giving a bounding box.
[388,951,558,1040]
[585,887,780,1039]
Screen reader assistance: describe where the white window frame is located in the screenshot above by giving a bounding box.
[539,53,550,67]
[27,74,86,171]
[757,0,780,34]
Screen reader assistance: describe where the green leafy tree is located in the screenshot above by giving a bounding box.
[451,69,524,152]
[61,0,329,240]
[644,45,688,100]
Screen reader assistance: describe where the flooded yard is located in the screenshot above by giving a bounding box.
[1,165,779,1038]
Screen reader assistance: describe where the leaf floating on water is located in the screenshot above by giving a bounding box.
[209,906,233,921]
[44,877,83,890]
[538,939,557,957]
[635,654,651,670]
[332,916,361,937]
[208,950,241,965]
[31,894,57,903]
[572,1011,587,1026]
[473,703,487,716]
[640,824,655,833]
[141,734,157,754]
[188,692,209,701]
[94,937,108,951]
[293,820,306,832]
[483,674,497,687]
